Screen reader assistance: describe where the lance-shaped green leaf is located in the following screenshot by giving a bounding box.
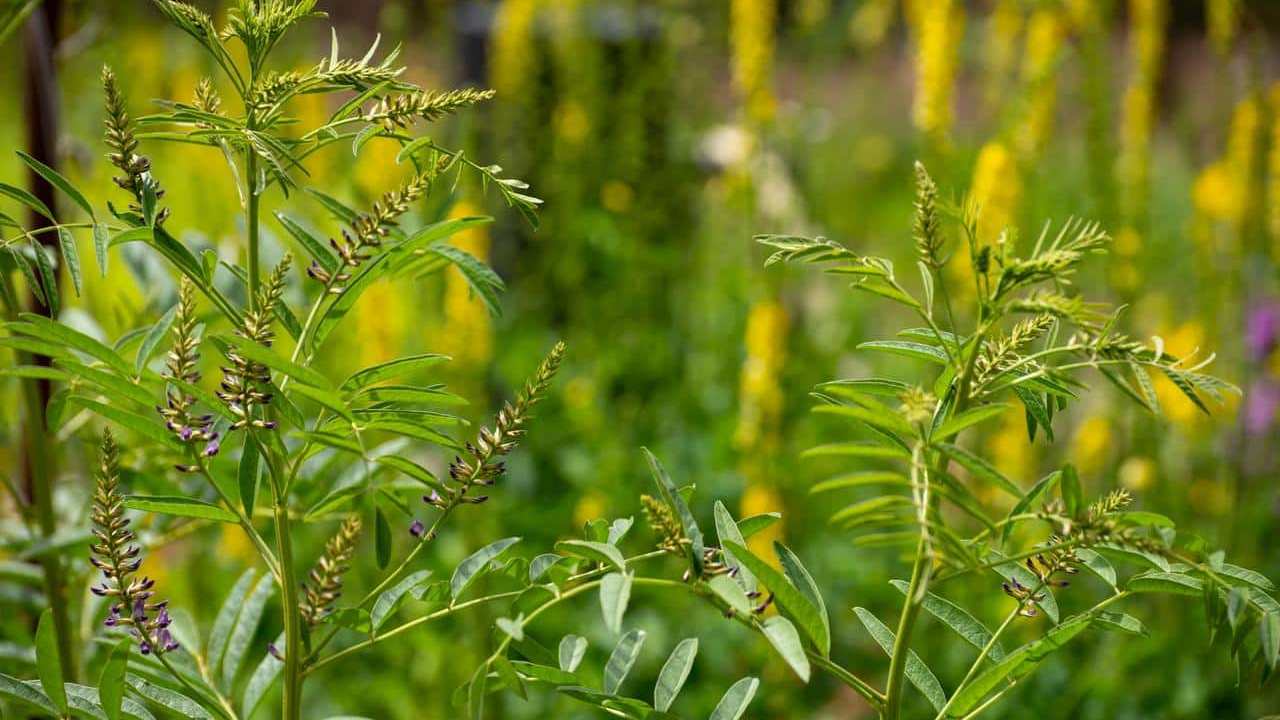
[100,640,130,720]
[775,542,830,656]
[558,635,588,673]
[127,677,215,720]
[372,570,433,631]
[35,609,67,716]
[10,313,131,376]
[709,677,759,720]
[124,496,237,523]
[1002,470,1060,544]
[642,448,704,576]
[857,340,948,364]
[890,580,1005,660]
[760,616,810,682]
[555,539,625,572]
[208,569,256,673]
[342,353,449,391]
[723,541,830,656]
[451,537,521,599]
[707,573,753,617]
[241,633,284,719]
[738,512,781,538]
[853,607,946,712]
[602,629,646,695]
[222,572,274,689]
[1094,612,1147,636]
[600,571,633,634]
[946,613,1095,717]
[714,501,756,594]
[1126,571,1203,596]
[654,638,698,711]
[935,442,1022,499]
[931,404,1008,441]
[211,333,332,389]
[0,672,56,715]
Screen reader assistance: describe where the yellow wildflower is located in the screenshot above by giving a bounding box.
[1118,0,1167,225]
[601,181,634,213]
[970,141,1022,246]
[1188,477,1232,516]
[1207,0,1239,55]
[573,490,608,530]
[490,0,539,101]
[734,300,788,451]
[913,0,964,143]
[437,201,494,369]
[1071,415,1112,476]
[741,483,784,564]
[849,0,896,50]
[1118,456,1157,493]
[355,280,408,367]
[987,407,1034,491]
[1270,84,1280,258]
[1016,8,1065,158]
[731,0,777,124]
[1193,161,1243,223]
[1152,321,1206,427]
[983,0,1023,107]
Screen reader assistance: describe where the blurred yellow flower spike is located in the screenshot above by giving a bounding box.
[438,201,494,369]
[1119,456,1158,493]
[912,0,964,144]
[741,483,784,566]
[1071,415,1112,477]
[573,489,608,531]
[987,406,1035,489]
[731,0,777,125]
[735,300,788,451]
[982,0,1023,108]
[1015,8,1065,158]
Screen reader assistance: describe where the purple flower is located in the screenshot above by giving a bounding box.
[409,520,425,538]
[132,597,148,623]
[1247,302,1280,361]
[203,438,221,457]
[1246,381,1280,435]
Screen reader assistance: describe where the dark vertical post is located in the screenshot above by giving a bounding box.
[21,0,76,682]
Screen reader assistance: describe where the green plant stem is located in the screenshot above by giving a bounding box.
[194,458,281,581]
[273,497,303,720]
[886,316,994,720]
[306,590,524,674]
[933,604,1021,720]
[2,270,76,681]
[246,151,261,309]
[933,537,1086,585]
[883,532,929,719]
[157,652,238,720]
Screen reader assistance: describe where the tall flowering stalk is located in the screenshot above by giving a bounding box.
[912,0,964,148]
[1115,0,1167,288]
[730,0,777,126]
[89,431,178,656]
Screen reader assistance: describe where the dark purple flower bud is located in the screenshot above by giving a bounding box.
[133,597,148,623]
[423,491,442,506]
[180,426,194,441]
[156,608,172,628]
[139,641,152,655]
[409,520,426,538]
[268,643,284,661]
[203,439,221,457]
[90,583,109,596]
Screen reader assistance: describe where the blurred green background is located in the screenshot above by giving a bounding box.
[2,0,1280,717]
